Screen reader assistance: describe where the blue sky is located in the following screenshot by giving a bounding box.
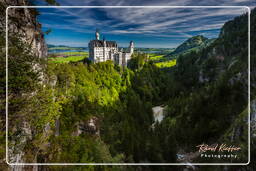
[34,0,255,48]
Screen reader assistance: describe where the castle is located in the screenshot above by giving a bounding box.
[88,30,134,66]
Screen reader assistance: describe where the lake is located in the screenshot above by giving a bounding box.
[139,50,163,54]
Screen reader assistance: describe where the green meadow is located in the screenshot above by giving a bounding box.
[155,59,176,68]
[62,51,88,55]
[148,54,165,61]
[148,53,176,68]
[48,51,88,63]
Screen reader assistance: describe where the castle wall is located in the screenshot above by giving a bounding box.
[88,35,133,66]
[92,47,118,63]
[122,53,132,67]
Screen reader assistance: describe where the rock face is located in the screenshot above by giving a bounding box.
[151,105,167,129]
[73,116,100,136]
[0,0,48,170]
[1,0,48,58]
[251,100,256,138]
[152,106,166,123]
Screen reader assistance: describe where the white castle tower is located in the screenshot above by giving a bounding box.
[95,29,100,40]
[129,41,134,54]
[103,36,106,61]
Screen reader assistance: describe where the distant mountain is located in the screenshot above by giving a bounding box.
[175,9,253,85]
[170,35,215,56]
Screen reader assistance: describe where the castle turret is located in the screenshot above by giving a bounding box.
[129,41,134,54]
[95,29,100,40]
[103,36,106,46]
[103,36,106,60]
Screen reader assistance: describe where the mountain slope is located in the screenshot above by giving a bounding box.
[170,35,214,56]
[162,8,255,166]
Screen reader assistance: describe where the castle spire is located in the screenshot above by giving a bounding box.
[129,41,134,54]
[95,29,100,40]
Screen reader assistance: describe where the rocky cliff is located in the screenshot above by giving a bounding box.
[1,0,48,58]
[0,0,48,170]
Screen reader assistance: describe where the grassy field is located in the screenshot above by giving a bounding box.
[62,51,88,55]
[148,53,176,68]
[155,59,177,68]
[48,51,88,63]
[148,54,165,61]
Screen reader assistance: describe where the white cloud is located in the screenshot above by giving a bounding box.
[38,1,253,48]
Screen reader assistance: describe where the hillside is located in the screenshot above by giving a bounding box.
[169,35,215,56]
[162,8,255,167]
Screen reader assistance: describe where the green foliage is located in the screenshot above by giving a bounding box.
[45,55,178,163]
[47,135,123,163]
[8,35,41,94]
[175,51,200,89]
[148,54,165,61]
[62,51,88,55]
[148,53,176,68]
[170,35,214,56]
[0,30,63,163]
[48,51,88,63]
[168,75,246,146]
[45,28,52,35]
[1,7,254,167]
[154,59,176,68]
[0,30,8,170]
[128,52,148,70]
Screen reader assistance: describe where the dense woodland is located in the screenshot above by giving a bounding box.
[0,1,255,170]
